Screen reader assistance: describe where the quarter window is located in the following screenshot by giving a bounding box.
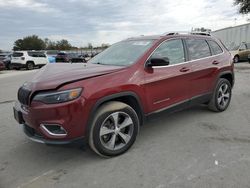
[186,39,211,60]
[151,39,185,65]
[207,40,223,55]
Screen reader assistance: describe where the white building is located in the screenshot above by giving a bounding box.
[212,23,250,50]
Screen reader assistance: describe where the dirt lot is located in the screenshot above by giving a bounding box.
[0,63,250,188]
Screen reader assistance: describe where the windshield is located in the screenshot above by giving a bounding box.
[89,40,154,66]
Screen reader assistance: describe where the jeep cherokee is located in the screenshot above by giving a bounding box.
[13,33,234,157]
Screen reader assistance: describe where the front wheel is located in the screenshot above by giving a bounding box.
[89,101,139,157]
[208,78,232,112]
[233,55,239,63]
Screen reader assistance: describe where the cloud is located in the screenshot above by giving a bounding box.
[0,0,249,50]
[0,0,58,13]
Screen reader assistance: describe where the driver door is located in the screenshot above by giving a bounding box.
[143,39,192,113]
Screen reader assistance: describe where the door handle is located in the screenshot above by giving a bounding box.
[179,67,190,72]
[212,61,220,65]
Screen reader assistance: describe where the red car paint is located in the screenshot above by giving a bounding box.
[14,34,234,143]
[0,61,5,71]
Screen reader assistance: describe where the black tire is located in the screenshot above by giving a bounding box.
[26,61,34,70]
[233,55,239,63]
[208,78,232,112]
[89,101,139,157]
[38,65,45,68]
[8,64,13,70]
[5,62,10,70]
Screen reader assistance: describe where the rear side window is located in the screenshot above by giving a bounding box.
[28,52,46,57]
[13,52,24,57]
[58,53,66,55]
[152,39,185,65]
[37,52,46,57]
[207,40,223,55]
[28,52,38,57]
[186,39,211,60]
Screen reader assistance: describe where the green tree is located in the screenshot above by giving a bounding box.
[56,39,72,50]
[13,35,46,51]
[46,40,57,50]
[234,0,250,14]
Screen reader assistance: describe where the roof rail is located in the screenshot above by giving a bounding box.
[162,31,189,36]
[163,31,211,36]
[190,31,211,36]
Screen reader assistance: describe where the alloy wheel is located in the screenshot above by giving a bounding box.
[99,112,134,151]
[217,83,230,109]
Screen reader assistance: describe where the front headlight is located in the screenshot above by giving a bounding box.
[33,88,82,104]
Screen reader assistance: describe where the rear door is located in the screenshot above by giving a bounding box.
[144,39,192,113]
[38,52,48,64]
[185,38,215,98]
[12,52,24,63]
[28,52,39,65]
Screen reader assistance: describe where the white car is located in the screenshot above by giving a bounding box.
[11,51,49,70]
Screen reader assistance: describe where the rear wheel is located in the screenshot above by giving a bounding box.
[89,101,139,157]
[208,78,232,112]
[26,62,34,70]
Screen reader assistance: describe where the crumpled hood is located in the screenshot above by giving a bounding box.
[25,63,124,91]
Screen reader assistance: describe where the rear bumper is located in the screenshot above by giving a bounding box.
[23,124,85,145]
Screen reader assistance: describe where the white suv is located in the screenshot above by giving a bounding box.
[11,51,49,70]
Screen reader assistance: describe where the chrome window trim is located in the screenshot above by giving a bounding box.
[144,38,225,69]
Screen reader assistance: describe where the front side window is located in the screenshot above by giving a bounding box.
[89,40,154,66]
[38,53,46,58]
[186,39,211,60]
[207,40,223,55]
[151,39,185,65]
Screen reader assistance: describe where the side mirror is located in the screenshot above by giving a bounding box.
[147,56,170,67]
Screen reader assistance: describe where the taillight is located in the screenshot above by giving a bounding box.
[21,57,25,60]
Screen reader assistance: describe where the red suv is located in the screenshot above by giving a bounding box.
[14,33,234,157]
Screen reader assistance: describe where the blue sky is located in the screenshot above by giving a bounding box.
[0,0,248,50]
